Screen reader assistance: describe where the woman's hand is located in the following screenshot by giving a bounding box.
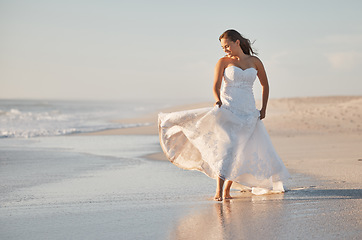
[215,101,222,108]
[259,108,266,120]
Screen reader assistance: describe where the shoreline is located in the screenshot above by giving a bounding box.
[76,102,212,136]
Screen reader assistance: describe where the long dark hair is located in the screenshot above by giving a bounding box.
[219,29,257,55]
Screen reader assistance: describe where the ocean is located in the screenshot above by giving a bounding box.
[0,99,168,138]
[0,98,173,201]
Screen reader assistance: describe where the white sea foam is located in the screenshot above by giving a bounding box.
[0,100,158,138]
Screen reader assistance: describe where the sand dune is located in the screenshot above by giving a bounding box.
[263,96,362,136]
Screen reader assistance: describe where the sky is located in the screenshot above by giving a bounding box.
[1,0,362,101]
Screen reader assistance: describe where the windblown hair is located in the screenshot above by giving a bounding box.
[219,29,257,55]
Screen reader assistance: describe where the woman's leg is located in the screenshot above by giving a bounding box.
[214,177,225,201]
[223,180,233,199]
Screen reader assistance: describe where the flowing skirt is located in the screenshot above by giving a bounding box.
[158,106,290,194]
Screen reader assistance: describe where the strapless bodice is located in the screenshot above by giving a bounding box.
[221,65,259,116]
[223,66,257,89]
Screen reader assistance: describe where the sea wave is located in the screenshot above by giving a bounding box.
[0,100,156,138]
[0,123,151,138]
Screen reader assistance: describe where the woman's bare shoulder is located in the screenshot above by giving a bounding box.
[219,56,233,63]
[216,56,232,67]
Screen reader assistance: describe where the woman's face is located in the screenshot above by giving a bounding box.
[220,38,240,57]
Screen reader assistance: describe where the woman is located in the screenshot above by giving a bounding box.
[158,29,290,201]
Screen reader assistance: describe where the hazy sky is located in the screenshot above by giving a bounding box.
[1,0,362,101]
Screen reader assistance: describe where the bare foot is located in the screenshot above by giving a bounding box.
[214,191,223,201]
[223,193,232,199]
[214,195,223,201]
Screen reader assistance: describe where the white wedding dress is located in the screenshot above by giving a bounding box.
[158,66,290,195]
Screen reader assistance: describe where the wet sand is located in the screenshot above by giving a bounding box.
[1,96,362,239]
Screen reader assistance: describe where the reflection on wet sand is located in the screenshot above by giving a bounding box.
[169,188,362,240]
[169,193,286,240]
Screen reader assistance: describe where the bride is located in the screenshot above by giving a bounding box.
[158,29,290,201]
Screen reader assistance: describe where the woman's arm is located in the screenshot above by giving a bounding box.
[213,58,227,107]
[253,56,269,119]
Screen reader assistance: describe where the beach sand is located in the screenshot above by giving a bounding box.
[1,96,361,239]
